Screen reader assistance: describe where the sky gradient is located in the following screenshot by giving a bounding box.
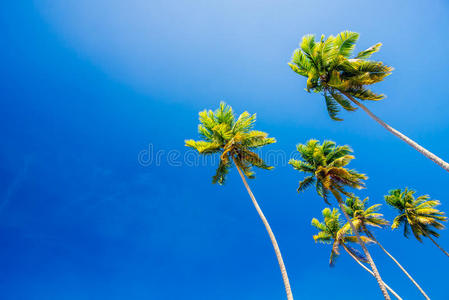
[1,1,449,299]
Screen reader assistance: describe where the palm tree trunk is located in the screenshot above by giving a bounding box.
[331,190,391,300]
[365,229,430,299]
[234,159,294,300]
[342,244,402,300]
[427,234,449,258]
[342,92,449,173]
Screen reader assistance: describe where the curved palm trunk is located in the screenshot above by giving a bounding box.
[342,92,449,173]
[234,160,294,300]
[331,190,391,300]
[427,235,449,258]
[365,229,430,299]
[342,244,402,300]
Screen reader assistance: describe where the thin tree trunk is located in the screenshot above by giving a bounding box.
[331,190,391,300]
[342,244,402,300]
[427,234,449,258]
[342,92,449,173]
[365,229,430,299]
[234,159,294,300]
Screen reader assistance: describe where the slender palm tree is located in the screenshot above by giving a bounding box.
[185,102,293,300]
[288,30,449,173]
[344,196,430,299]
[385,188,449,258]
[289,139,390,299]
[312,207,402,300]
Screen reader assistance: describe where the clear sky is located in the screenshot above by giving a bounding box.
[1,1,449,299]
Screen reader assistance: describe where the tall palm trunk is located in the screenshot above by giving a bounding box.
[342,92,449,173]
[331,190,391,300]
[427,235,449,258]
[364,229,430,299]
[234,159,294,300]
[341,244,402,300]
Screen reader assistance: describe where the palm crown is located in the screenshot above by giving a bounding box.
[344,196,389,231]
[312,207,371,266]
[289,139,367,203]
[385,188,448,241]
[289,31,393,120]
[185,102,276,184]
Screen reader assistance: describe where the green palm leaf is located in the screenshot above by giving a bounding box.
[355,43,382,59]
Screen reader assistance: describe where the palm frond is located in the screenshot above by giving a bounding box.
[355,43,382,59]
[330,91,357,112]
[334,31,359,58]
[233,111,256,133]
[324,93,342,121]
[241,149,273,170]
[212,158,232,185]
[297,175,316,192]
[288,159,315,173]
[185,140,222,154]
[349,88,384,101]
[300,34,317,61]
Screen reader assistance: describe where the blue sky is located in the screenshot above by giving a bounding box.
[1,1,449,299]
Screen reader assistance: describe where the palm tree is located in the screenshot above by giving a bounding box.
[289,139,390,299]
[312,207,402,300]
[288,30,449,173]
[344,196,430,299]
[185,102,293,300]
[385,188,449,258]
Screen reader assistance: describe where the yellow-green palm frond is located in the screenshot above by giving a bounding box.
[330,91,357,113]
[341,60,392,83]
[315,180,330,204]
[348,87,385,101]
[324,93,342,121]
[233,158,255,179]
[300,34,317,62]
[327,155,355,168]
[185,140,222,154]
[312,207,343,244]
[311,217,327,232]
[243,130,276,149]
[240,149,273,171]
[313,231,333,243]
[294,139,320,165]
[289,48,311,77]
[232,111,256,133]
[355,43,382,59]
[297,175,316,193]
[334,31,360,58]
[215,101,235,125]
[212,159,232,185]
[212,123,233,142]
[329,249,340,267]
[289,159,314,173]
[335,222,351,249]
[344,235,374,245]
[328,167,366,190]
[391,214,406,229]
[325,144,352,164]
[198,109,217,133]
